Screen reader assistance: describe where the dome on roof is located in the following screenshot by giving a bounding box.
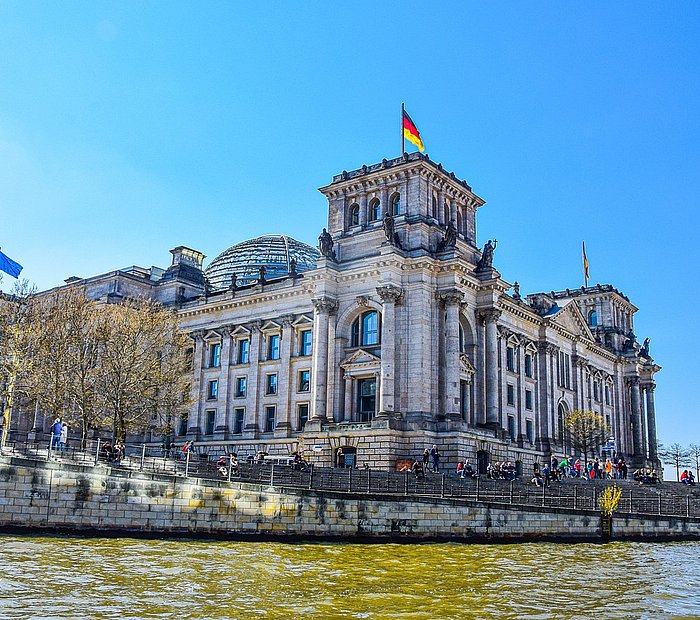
[204,234,320,289]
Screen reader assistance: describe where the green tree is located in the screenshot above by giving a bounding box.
[562,409,611,463]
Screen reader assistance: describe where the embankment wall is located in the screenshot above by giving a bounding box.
[1,456,699,542]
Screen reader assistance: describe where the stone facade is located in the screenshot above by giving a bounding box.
[16,153,660,471]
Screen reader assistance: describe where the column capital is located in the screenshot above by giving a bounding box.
[376,284,403,304]
[280,314,295,328]
[477,308,501,324]
[312,296,338,314]
[188,329,206,342]
[537,341,558,355]
[642,382,656,393]
[626,376,641,386]
[249,320,262,334]
[438,288,464,306]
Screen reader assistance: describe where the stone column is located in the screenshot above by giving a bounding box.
[275,316,294,433]
[629,377,644,462]
[343,375,353,422]
[449,198,457,226]
[215,327,232,438]
[379,185,388,217]
[244,322,262,436]
[644,383,658,462]
[536,343,555,453]
[187,330,205,436]
[440,289,464,419]
[310,296,337,421]
[639,384,648,459]
[359,191,368,227]
[437,189,445,225]
[377,284,403,416]
[480,309,502,426]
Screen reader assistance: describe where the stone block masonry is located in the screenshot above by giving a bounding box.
[1,456,699,542]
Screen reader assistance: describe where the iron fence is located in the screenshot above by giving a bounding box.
[2,437,698,519]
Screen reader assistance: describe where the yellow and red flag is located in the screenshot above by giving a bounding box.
[582,241,590,284]
[403,108,424,152]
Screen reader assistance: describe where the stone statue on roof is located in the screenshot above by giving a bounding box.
[318,228,336,261]
[476,239,497,270]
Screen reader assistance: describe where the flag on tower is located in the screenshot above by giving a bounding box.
[582,241,589,286]
[0,249,23,279]
[402,106,424,152]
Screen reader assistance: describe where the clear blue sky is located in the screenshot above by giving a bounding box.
[1,2,698,454]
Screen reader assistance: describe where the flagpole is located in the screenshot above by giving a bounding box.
[401,102,405,155]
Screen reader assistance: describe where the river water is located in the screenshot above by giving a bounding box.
[0,535,698,619]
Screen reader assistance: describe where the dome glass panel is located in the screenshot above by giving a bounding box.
[204,234,320,289]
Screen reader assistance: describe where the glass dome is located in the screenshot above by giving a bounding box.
[204,234,320,289]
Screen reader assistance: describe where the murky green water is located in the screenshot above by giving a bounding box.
[0,535,698,619]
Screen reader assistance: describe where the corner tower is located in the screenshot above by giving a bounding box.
[318,152,485,264]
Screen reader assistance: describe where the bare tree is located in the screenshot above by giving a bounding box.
[562,409,611,463]
[659,443,691,481]
[689,444,700,482]
[94,299,191,443]
[0,280,38,448]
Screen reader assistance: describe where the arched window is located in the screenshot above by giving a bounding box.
[349,203,360,227]
[351,310,381,347]
[589,310,597,327]
[432,195,438,219]
[443,204,450,224]
[390,193,401,215]
[369,198,381,222]
[459,324,465,353]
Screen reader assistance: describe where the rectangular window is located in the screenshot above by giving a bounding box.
[209,342,221,368]
[268,334,280,360]
[605,384,611,406]
[300,330,312,356]
[564,354,571,388]
[235,376,247,398]
[297,403,309,430]
[178,416,188,436]
[594,381,600,402]
[298,370,310,392]
[525,389,533,410]
[207,379,218,400]
[524,353,533,378]
[238,339,249,364]
[265,406,276,432]
[233,408,245,434]
[266,373,278,395]
[185,348,194,371]
[507,415,516,441]
[506,346,515,372]
[526,419,534,444]
[205,409,216,435]
[507,384,515,406]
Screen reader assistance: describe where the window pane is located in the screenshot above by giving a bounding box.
[267,374,277,395]
[236,377,246,397]
[351,318,360,347]
[362,311,378,345]
[265,406,276,432]
[238,339,249,364]
[205,410,216,435]
[298,404,309,430]
[208,380,218,399]
[298,370,310,392]
[233,408,245,434]
[210,343,221,368]
[269,335,280,360]
[300,330,312,356]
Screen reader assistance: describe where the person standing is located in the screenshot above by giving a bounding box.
[59,423,69,453]
[430,444,440,473]
[49,418,62,452]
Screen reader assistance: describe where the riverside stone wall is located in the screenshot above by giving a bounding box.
[1,456,698,542]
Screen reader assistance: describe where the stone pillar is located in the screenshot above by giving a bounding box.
[449,198,457,226]
[326,311,338,421]
[310,297,337,421]
[644,383,658,462]
[343,375,353,422]
[480,309,502,426]
[187,330,205,436]
[536,343,554,453]
[359,191,368,227]
[639,385,648,459]
[629,377,644,462]
[379,185,388,217]
[437,190,445,225]
[440,289,464,419]
[275,316,294,433]
[377,284,403,416]
[215,327,232,437]
[244,322,262,436]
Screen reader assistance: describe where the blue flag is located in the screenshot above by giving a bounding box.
[0,250,23,278]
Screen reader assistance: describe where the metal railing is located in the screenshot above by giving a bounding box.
[2,437,699,519]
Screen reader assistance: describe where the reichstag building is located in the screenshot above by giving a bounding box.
[32,153,662,471]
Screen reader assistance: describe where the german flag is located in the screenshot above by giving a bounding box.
[582,241,589,282]
[403,109,425,152]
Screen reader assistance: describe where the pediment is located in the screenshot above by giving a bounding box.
[292,315,313,328]
[261,320,281,333]
[204,329,222,341]
[548,302,594,340]
[230,325,251,336]
[340,348,381,370]
[460,353,476,374]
